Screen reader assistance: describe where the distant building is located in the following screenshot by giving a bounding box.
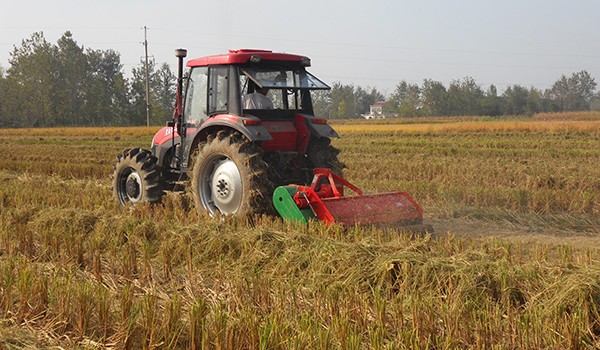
[363,101,386,119]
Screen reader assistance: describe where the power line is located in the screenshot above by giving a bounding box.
[314,54,599,72]
[148,27,600,60]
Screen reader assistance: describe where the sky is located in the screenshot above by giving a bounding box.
[1,0,599,96]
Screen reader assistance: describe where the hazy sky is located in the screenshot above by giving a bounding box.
[1,0,599,95]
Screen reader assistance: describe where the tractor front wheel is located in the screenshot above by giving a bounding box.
[113,148,163,205]
[191,133,272,217]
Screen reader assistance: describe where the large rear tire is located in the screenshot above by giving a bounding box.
[191,133,273,217]
[113,148,163,205]
[307,137,345,177]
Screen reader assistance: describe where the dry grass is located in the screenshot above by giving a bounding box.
[335,120,600,218]
[335,119,600,134]
[1,115,600,348]
[533,111,600,121]
[0,126,156,137]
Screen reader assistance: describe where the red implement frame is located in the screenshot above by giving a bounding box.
[291,168,423,227]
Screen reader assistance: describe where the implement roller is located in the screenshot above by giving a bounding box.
[273,168,432,231]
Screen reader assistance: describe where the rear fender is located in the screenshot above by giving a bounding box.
[187,114,273,164]
[197,114,273,142]
[301,114,339,139]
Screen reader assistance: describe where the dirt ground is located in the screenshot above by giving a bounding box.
[429,217,600,250]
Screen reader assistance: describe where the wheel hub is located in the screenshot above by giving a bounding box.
[125,172,142,202]
[216,179,230,197]
[202,158,243,215]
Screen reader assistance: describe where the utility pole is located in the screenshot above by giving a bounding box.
[143,26,150,127]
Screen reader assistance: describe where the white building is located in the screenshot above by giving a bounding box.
[363,101,386,119]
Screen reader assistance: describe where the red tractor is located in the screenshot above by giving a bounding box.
[113,49,342,216]
[113,49,426,229]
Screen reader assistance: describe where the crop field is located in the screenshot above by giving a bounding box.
[1,112,600,349]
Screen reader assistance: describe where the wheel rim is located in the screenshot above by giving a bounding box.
[199,156,243,215]
[118,168,143,204]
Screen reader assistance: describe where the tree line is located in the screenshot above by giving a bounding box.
[1,32,599,127]
[0,32,175,128]
[314,72,599,119]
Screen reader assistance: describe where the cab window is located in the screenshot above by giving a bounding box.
[183,67,208,126]
[208,66,228,114]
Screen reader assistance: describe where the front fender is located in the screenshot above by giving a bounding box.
[151,126,179,168]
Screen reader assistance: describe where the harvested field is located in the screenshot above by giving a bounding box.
[1,114,599,348]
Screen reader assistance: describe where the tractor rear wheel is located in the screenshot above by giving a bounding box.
[307,137,345,177]
[113,148,163,205]
[191,133,273,217]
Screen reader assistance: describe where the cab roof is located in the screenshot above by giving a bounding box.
[186,49,310,67]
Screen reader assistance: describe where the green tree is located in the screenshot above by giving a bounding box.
[2,31,131,127]
[549,70,597,111]
[525,87,543,115]
[312,89,332,119]
[502,85,529,115]
[354,86,384,116]
[151,62,176,124]
[330,82,356,118]
[86,49,130,125]
[4,32,59,127]
[446,77,484,116]
[0,66,5,126]
[54,31,88,125]
[421,79,447,116]
[388,81,421,118]
[129,60,154,125]
[129,60,177,125]
[480,84,503,116]
[337,100,348,118]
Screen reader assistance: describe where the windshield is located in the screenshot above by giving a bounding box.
[241,67,330,90]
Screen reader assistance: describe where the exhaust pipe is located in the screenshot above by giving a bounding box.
[171,48,187,167]
[173,48,187,123]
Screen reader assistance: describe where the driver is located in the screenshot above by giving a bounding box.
[243,87,273,109]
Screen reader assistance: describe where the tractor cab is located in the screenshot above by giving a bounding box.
[152,49,339,184]
[181,49,329,124]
